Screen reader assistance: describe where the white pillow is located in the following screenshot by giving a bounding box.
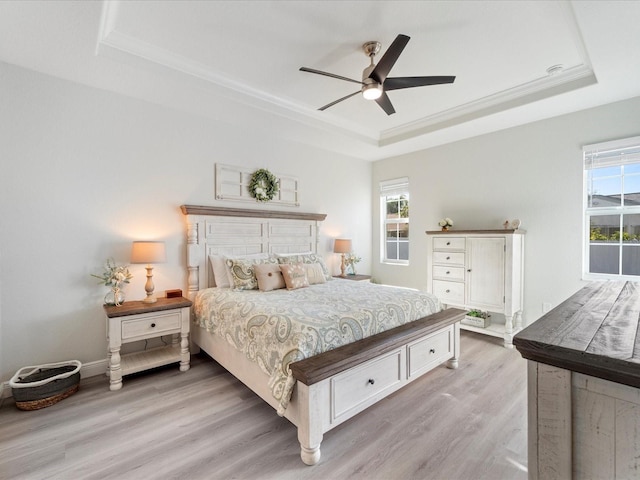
[304,263,327,285]
[209,253,270,288]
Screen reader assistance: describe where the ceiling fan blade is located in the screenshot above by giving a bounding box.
[370,34,410,84]
[384,76,456,91]
[300,67,364,85]
[375,92,396,115]
[318,90,361,111]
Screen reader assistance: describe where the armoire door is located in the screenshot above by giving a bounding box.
[467,237,505,311]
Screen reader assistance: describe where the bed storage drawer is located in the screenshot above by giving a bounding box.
[331,349,404,423]
[407,326,454,379]
[121,311,182,341]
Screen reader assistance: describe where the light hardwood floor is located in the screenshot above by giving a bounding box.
[0,332,527,480]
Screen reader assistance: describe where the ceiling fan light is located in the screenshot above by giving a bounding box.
[362,83,382,100]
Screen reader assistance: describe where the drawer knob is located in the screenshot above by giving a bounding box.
[429,348,436,354]
[150,323,156,328]
[367,378,375,385]
[445,289,450,293]
[446,256,450,260]
[446,271,450,274]
[446,241,451,246]
[467,269,472,273]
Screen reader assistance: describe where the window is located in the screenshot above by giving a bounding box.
[584,136,640,279]
[380,177,409,264]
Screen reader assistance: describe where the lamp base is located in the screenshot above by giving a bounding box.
[143,266,157,303]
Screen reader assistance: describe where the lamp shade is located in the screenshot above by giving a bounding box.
[333,239,352,254]
[131,241,166,264]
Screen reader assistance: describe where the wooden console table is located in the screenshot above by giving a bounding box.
[514,281,640,479]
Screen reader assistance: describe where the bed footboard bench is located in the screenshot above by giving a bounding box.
[289,307,465,465]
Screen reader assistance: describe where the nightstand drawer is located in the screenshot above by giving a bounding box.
[121,311,181,340]
[432,280,464,304]
[433,265,465,281]
[432,251,465,265]
[433,237,465,251]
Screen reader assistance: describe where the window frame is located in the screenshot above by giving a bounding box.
[380,177,409,265]
[583,136,640,281]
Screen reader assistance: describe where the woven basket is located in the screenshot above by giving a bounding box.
[9,360,81,411]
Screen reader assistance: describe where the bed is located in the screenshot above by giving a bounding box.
[181,205,464,465]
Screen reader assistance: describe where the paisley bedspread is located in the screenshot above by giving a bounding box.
[193,279,442,415]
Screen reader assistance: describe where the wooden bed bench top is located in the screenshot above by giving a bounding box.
[514,281,640,389]
[290,308,466,386]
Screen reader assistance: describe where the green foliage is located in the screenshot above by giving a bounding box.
[467,309,489,319]
[591,227,639,242]
[249,169,279,202]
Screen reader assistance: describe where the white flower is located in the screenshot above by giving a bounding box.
[438,218,454,227]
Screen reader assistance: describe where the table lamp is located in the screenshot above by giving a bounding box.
[131,241,166,303]
[333,238,352,278]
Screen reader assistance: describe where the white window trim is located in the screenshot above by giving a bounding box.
[380,177,409,265]
[583,135,640,281]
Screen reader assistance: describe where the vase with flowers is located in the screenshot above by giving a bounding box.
[92,258,133,306]
[438,218,453,231]
[344,253,362,275]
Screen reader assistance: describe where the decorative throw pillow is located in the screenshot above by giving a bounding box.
[280,263,309,290]
[210,253,270,288]
[226,257,277,291]
[254,263,286,292]
[304,263,326,285]
[276,253,331,281]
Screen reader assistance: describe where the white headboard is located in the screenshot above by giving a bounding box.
[180,205,327,299]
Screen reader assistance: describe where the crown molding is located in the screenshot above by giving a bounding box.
[379,64,597,146]
[96,0,597,151]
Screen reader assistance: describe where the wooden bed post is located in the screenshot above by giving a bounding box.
[446,322,461,369]
[296,382,324,466]
[186,217,201,301]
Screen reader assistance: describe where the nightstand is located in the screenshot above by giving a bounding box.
[334,274,371,282]
[104,297,192,391]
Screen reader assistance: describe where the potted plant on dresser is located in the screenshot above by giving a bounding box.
[462,309,491,328]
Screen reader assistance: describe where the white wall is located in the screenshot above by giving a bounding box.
[0,62,372,382]
[373,96,640,326]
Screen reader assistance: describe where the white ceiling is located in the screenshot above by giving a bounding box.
[1,0,639,160]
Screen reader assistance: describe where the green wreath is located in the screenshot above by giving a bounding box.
[248,168,279,202]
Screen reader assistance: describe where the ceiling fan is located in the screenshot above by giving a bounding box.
[300,34,455,115]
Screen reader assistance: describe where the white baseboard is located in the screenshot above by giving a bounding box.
[1,359,108,400]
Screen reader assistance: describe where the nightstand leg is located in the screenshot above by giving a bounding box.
[109,347,123,390]
[180,331,190,371]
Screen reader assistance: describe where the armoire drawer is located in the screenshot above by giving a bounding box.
[433,237,466,251]
[432,251,465,266]
[432,265,465,281]
[432,280,464,304]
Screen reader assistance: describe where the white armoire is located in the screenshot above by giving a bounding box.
[426,229,525,347]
